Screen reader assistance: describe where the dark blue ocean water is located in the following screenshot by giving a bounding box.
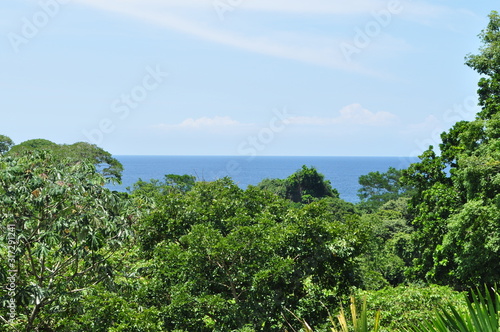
[107,156,418,203]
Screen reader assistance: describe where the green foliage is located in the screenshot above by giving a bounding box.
[133,178,367,331]
[0,135,14,155]
[163,174,196,192]
[48,243,163,332]
[328,296,381,332]
[357,285,467,331]
[257,165,339,204]
[409,286,499,332]
[336,296,381,332]
[465,11,500,121]
[59,142,124,182]
[7,138,57,153]
[0,151,133,331]
[7,139,123,182]
[130,174,196,198]
[254,178,287,199]
[401,12,500,288]
[286,165,339,203]
[322,196,360,222]
[292,296,381,332]
[55,287,162,331]
[357,198,413,290]
[439,200,500,286]
[288,285,467,332]
[357,167,414,212]
[134,177,281,252]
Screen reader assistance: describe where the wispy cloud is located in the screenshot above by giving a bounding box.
[73,0,459,74]
[220,0,389,15]
[154,116,248,130]
[288,104,398,127]
[76,0,453,16]
[234,0,455,17]
[75,0,366,72]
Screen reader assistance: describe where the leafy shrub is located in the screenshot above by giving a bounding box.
[408,286,499,332]
[356,285,466,331]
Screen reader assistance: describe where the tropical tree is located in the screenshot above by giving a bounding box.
[7,139,123,182]
[402,11,500,288]
[257,165,339,204]
[54,245,163,331]
[130,174,196,197]
[357,198,414,289]
[6,138,57,153]
[134,178,367,331]
[357,167,414,212]
[0,151,133,331]
[59,142,124,181]
[0,135,14,155]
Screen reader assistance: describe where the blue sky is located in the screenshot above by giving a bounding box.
[0,0,496,156]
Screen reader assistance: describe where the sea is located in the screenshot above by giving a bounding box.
[107,156,419,203]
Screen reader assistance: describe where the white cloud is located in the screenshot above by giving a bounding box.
[339,104,398,125]
[288,104,398,127]
[179,116,241,128]
[154,116,247,130]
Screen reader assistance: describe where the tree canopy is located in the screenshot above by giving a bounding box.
[256,165,339,204]
[402,11,500,288]
[357,167,414,211]
[0,151,133,331]
[0,135,14,155]
[7,139,123,182]
[130,177,366,330]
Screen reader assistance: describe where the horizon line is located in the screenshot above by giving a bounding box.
[112,154,420,158]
